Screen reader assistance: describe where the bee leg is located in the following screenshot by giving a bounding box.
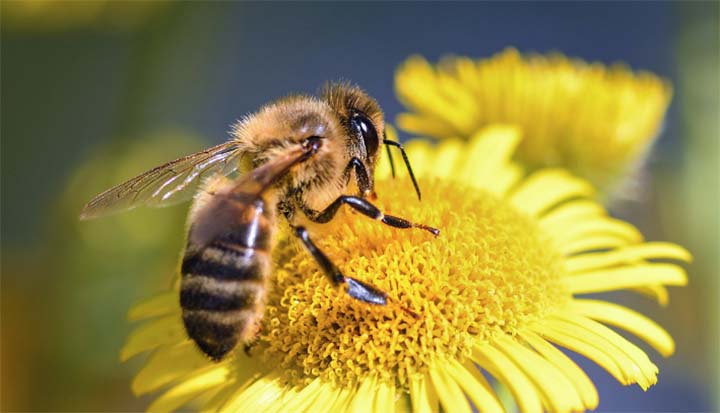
[243,322,262,357]
[302,196,440,236]
[344,157,372,197]
[292,226,387,305]
[383,131,397,179]
[243,343,255,357]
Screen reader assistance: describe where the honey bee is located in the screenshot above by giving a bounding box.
[81,82,439,361]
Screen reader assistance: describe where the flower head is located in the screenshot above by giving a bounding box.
[395,48,672,194]
[122,126,689,413]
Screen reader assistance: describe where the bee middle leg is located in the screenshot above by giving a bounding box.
[292,226,387,305]
[302,196,439,236]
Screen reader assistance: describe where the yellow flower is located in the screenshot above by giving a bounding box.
[122,126,689,413]
[395,48,672,195]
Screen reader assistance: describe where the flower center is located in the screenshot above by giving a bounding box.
[259,177,568,388]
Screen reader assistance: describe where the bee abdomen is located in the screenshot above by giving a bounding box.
[180,276,261,311]
[181,243,268,282]
[180,278,266,360]
[182,308,262,361]
[180,243,270,360]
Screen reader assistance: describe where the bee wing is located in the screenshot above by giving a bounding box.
[80,142,243,220]
[227,144,312,196]
[189,143,315,248]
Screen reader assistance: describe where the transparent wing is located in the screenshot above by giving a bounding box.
[230,144,314,196]
[80,142,243,220]
[189,143,316,248]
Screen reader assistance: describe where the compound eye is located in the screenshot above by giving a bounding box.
[349,112,379,159]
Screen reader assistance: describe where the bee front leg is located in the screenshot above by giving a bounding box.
[292,226,387,305]
[302,196,440,236]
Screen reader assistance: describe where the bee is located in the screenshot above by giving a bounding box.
[81,82,439,361]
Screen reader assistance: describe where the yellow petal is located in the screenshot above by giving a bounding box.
[560,234,629,255]
[519,330,598,410]
[132,342,210,395]
[564,263,688,294]
[147,365,229,413]
[485,163,524,197]
[326,384,355,412]
[569,299,675,356]
[201,382,246,413]
[128,292,177,321]
[279,378,323,412]
[457,125,521,186]
[551,217,643,246]
[275,385,303,411]
[219,371,285,413]
[631,284,669,306]
[191,386,225,412]
[429,361,473,413]
[395,392,412,413]
[432,138,466,179]
[565,243,692,274]
[374,379,396,413]
[120,315,184,361]
[435,72,480,134]
[546,314,659,389]
[396,113,455,140]
[535,321,629,385]
[494,335,583,413]
[307,382,358,413]
[472,344,543,413]
[539,200,605,230]
[409,372,439,413]
[385,123,400,142]
[395,55,473,133]
[349,375,380,413]
[445,359,504,413]
[510,169,594,217]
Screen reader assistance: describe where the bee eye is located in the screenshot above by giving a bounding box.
[349,112,379,159]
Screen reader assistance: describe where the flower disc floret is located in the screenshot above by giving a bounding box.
[261,177,567,388]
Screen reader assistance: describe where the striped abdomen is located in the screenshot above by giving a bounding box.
[181,196,275,361]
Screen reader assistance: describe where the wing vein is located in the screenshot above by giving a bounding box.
[80,142,243,220]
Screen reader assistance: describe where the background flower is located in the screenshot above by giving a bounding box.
[395,48,672,197]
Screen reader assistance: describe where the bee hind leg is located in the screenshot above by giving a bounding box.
[292,226,387,306]
[243,341,257,357]
[242,322,263,357]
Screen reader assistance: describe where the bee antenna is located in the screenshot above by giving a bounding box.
[383,138,421,201]
[384,133,397,179]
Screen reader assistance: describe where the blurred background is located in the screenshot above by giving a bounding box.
[1,2,717,412]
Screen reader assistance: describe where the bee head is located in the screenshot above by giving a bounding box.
[321,82,384,165]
